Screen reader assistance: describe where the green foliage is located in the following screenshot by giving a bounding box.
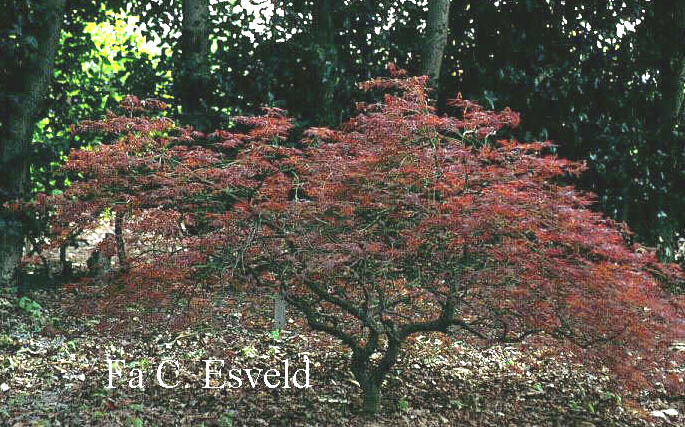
[218,411,235,427]
[18,296,42,319]
[241,346,258,359]
[32,4,170,196]
[0,334,16,350]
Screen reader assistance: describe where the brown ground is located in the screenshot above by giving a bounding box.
[0,285,682,427]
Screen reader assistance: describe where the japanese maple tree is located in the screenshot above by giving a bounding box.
[43,66,683,414]
[220,65,684,413]
[42,96,297,327]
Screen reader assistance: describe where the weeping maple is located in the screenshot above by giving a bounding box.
[43,66,683,414]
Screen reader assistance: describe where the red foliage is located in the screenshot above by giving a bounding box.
[44,71,683,409]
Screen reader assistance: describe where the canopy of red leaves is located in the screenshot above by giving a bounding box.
[43,69,684,394]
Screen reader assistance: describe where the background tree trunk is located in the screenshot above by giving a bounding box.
[654,0,685,134]
[641,0,684,260]
[114,212,129,272]
[0,0,66,288]
[311,0,338,126]
[177,0,211,132]
[421,0,451,91]
[658,59,685,131]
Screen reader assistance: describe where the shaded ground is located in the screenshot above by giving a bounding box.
[1,286,683,427]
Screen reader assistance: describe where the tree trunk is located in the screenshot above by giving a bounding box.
[0,0,66,288]
[311,0,338,126]
[177,0,211,132]
[114,212,129,272]
[648,0,684,260]
[654,1,685,134]
[351,353,383,415]
[0,218,24,288]
[59,242,72,277]
[351,337,402,415]
[360,380,381,414]
[659,59,685,131]
[273,289,287,330]
[422,0,451,90]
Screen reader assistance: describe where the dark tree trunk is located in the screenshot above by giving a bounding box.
[310,0,338,126]
[351,351,382,414]
[654,1,685,135]
[0,218,23,288]
[659,59,685,131]
[0,0,66,288]
[59,243,71,277]
[360,380,381,414]
[177,0,211,132]
[350,338,401,414]
[644,0,684,259]
[422,0,451,91]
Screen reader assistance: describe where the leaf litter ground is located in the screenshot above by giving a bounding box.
[0,288,682,426]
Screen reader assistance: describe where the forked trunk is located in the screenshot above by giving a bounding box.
[350,340,401,415]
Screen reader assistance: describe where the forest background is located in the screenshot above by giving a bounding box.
[1,1,683,287]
